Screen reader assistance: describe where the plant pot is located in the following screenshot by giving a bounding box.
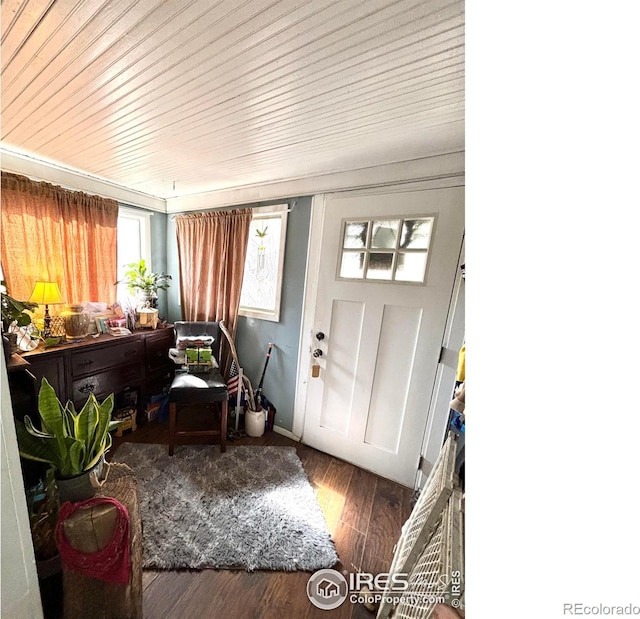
[137,292,158,309]
[56,456,109,503]
[245,408,266,437]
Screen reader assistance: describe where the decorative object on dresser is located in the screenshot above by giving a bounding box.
[115,258,171,309]
[1,279,38,355]
[136,302,159,329]
[113,443,339,571]
[28,280,64,338]
[61,303,91,338]
[1,280,38,331]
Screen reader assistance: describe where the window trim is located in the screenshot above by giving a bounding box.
[238,204,288,323]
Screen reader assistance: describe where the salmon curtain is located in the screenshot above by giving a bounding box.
[175,209,252,374]
[1,173,118,306]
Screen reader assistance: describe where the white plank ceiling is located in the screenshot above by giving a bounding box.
[1,0,464,203]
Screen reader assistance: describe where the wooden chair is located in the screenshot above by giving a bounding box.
[167,321,228,456]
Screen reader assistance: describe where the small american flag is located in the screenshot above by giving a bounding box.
[227,358,240,395]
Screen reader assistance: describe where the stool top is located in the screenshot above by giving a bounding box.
[169,370,227,402]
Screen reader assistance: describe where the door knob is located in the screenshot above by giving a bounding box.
[313,349,323,358]
[315,332,325,341]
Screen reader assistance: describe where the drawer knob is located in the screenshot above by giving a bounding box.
[79,382,96,394]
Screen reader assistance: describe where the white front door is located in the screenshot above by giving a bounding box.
[299,186,464,487]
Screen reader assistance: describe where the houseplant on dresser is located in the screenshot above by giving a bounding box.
[1,280,38,355]
[115,258,171,309]
[15,377,119,503]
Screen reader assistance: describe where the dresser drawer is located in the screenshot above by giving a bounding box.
[72,364,142,405]
[22,352,66,397]
[146,342,173,372]
[71,340,144,378]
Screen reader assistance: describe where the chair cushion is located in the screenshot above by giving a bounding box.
[169,370,228,403]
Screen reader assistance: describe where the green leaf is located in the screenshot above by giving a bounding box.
[86,432,112,470]
[61,402,75,438]
[85,393,113,463]
[37,379,63,430]
[77,395,99,448]
[14,421,60,469]
[16,314,32,327]
[24,416,54,439]
[67,440,86,476]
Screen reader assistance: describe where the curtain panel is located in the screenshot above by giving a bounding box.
[175,209,252,374]
[1,172,118,305]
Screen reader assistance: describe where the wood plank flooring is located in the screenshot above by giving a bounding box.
[110,412,414,619]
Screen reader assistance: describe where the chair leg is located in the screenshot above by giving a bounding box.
[220,399,227,453]
[169,402,177,456]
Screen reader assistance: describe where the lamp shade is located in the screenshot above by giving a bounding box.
[28,281,64,306]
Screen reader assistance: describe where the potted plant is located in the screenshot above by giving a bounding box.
[115,259,171,308]
[14,377,119,502]
[1,280,38,355]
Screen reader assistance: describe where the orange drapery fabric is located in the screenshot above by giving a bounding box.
[175,209,252,374]
[1,172,118,305]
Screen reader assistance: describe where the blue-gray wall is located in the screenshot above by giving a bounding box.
[165,197,312,433]
[150,209,169,318]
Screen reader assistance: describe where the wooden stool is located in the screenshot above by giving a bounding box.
[168,371,228,456]
[62,464,142,618]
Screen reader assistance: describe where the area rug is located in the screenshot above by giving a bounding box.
[112,443,339,571]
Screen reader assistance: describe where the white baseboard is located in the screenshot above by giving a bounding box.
[273,425,301,442]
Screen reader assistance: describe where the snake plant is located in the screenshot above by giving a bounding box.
[15,377,118,478]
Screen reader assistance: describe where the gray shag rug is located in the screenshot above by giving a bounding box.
[112,443,339,571]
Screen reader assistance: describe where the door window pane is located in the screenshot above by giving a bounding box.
[343,222,369,248]
[400,219,431,249]
[371,220,400,248]
[396,252,428,282]
[366,253,394,280]
[340,251,365,278]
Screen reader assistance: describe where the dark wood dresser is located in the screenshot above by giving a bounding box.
[16,326,175,416]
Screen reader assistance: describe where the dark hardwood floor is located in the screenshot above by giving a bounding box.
[110,410,414,619]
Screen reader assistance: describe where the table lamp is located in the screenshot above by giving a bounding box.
[28,281,64,338]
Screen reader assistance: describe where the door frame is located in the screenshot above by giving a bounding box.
[293,177,465,486]
[416,236,465,487]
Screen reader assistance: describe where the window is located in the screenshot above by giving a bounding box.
[338,216,434,283]
[239,205,288,322]
[116,207,151,302]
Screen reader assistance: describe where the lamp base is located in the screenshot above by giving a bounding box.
[43,309,51,339]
